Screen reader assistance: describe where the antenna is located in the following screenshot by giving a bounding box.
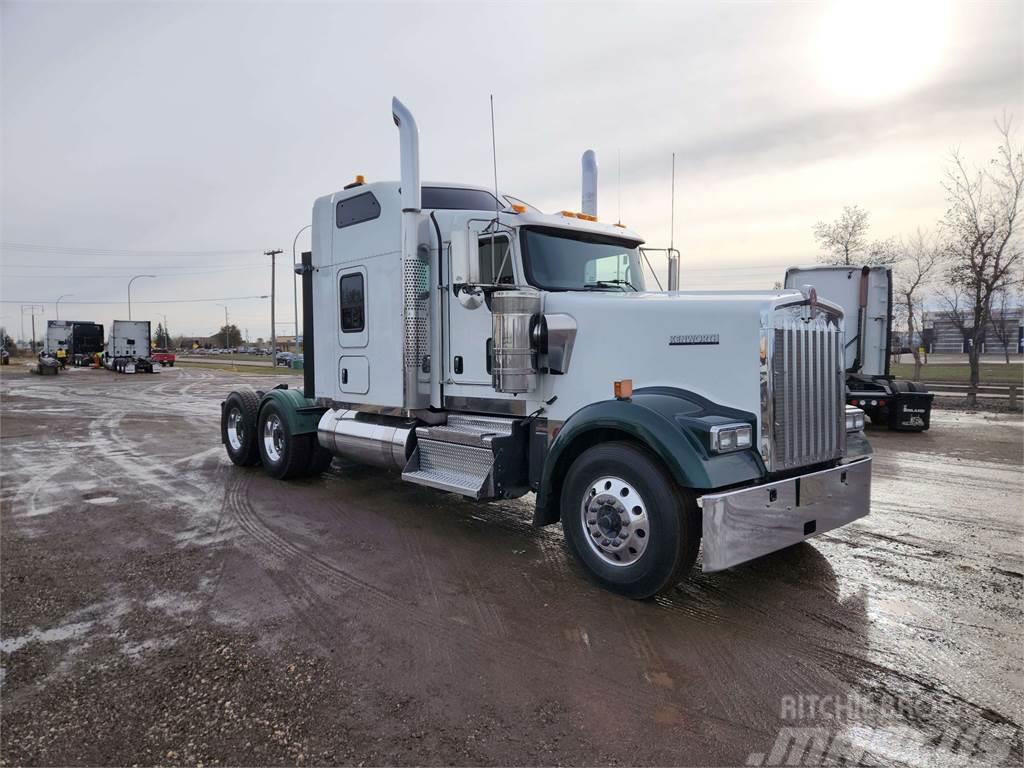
[617,148,622,225]
[670,152,676,251]
[490,94,500,221]
[489,94,499,279]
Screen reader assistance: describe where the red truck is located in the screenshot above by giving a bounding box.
[151,348,176,367]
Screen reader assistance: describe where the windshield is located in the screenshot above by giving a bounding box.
[520,227,646,292]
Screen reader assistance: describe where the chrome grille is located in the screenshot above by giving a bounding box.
[770,310,845,471]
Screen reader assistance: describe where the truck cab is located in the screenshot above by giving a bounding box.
[220,98,873,599]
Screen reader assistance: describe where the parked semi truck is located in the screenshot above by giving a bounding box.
[44,320,105,365]
[104,320,154,373]
[785,266,934,431]
[219,98,873,598]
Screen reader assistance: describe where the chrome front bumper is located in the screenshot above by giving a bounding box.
[697,457,872,572]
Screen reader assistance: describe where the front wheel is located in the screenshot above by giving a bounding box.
[561,442,700,599]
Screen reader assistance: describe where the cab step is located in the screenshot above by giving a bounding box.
[401,414,515,499]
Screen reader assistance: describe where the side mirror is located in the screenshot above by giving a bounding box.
[450,229,479,286]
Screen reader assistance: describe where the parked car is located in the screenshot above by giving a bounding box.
[275,352,295,367]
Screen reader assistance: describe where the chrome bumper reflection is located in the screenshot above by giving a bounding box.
[697,457,871,572]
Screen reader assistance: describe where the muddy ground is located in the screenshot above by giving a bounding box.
[1,366,1021,767]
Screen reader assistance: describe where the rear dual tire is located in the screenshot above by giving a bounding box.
[257,402,333,479]
[561,442,701,600]
[222,390,261,466]
[222,392,333,477]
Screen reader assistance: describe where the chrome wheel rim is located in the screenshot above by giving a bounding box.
[226,408,244,451]
[262,414,284,463]
[581,476,649,567]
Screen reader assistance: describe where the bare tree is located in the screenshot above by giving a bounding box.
[814,205,899,265]
[938,115,1023,401]
[989,278,1023,363]
[893,230,941,380]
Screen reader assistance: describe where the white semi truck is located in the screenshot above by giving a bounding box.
[45,320,105,365]
[104,320,155,374]
[785,266,934,431]
[220,98,873,598]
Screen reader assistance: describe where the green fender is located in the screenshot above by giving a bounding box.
[533,386,766,526]
[258,387,326,436]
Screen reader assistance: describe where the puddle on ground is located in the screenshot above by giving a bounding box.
[84,496,118,505]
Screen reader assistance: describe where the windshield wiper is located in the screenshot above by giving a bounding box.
[584,279,639,292]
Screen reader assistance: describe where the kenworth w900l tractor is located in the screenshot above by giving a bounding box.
[220,98,872,599]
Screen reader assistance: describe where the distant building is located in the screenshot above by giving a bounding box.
[923,307,1023,354]
[273,335,302,351]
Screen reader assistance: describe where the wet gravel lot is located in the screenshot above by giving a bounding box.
[1,365,1021,766]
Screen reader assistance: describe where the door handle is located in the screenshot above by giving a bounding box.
[453,356,463,374]
[342,368,348,384]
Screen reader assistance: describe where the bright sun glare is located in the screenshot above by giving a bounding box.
[815,0,952,103]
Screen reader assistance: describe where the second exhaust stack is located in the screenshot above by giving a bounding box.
[581,150,597,217]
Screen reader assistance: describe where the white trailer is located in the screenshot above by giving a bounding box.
[785,266,934,431]
[219,98,873,598]
[104,320,154,374]
[45,321,73,356]
[45,320,105,365]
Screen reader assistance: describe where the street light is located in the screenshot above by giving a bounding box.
[127,275,156,320]
[292,224,311,353]
[56,294,75,321]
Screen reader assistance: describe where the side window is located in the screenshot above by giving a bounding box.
[340,273,365,332]
[336,192,381,229]
[478,236,515,285]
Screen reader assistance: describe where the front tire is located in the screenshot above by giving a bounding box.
[257,401,311,480]
[222,390,261,466]
[561,442,700,599]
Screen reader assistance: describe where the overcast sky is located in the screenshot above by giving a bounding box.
[2,0,1021,342]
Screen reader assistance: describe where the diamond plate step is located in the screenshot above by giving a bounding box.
[402,415,518,498]
[402,439,496,498]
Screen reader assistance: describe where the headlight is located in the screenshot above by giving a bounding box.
[845,406,865,433]
[710,423,753,453]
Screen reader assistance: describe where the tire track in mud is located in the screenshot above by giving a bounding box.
[224,475,773,738]
[219,470,344,647]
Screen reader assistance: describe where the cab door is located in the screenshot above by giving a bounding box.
[445,234,515,388]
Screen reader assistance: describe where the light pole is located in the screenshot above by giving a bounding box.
[292,224,311,353]
[264,249,283,355]
[21,304,44,353]
[56,294,75,321]
[216,303,230,348]
[127,275,156,320]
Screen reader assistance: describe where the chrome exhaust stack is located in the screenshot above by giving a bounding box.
[392,96,431,412]
[581,149,598,218]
